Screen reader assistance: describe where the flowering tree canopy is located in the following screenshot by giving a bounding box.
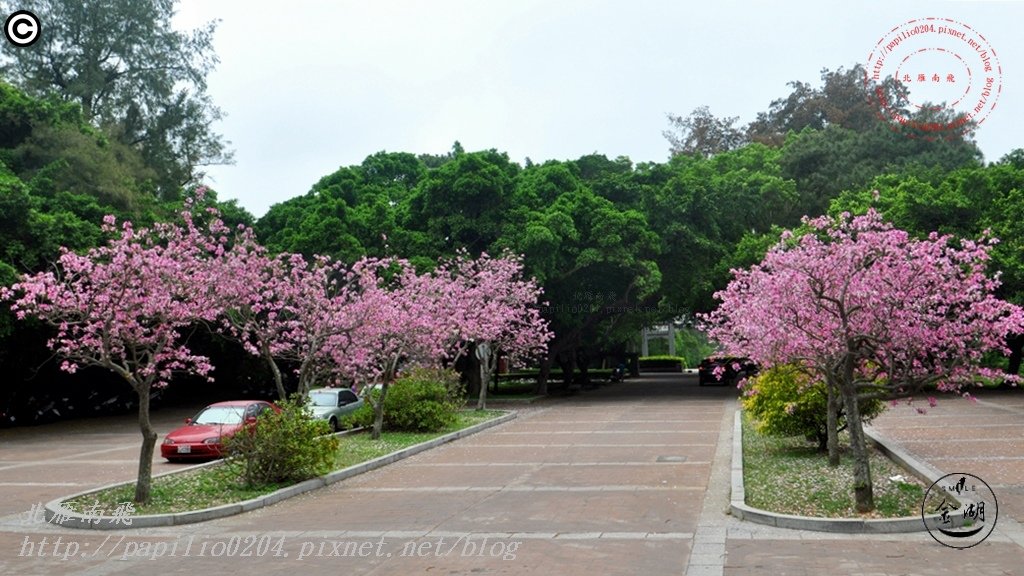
[702,209,1024,511]
[218,246,369,399]
[430,251,551,408]
[705,209,1024,395]
[342,253,551,435]
[4,187,554,479]
[2,199,228,503]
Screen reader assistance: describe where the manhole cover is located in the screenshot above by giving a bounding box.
[656,456,687,463]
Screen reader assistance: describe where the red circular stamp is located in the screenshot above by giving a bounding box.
[864,18,1002,140]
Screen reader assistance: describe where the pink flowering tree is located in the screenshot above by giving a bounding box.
[702,209,1024,512]
[210,227,291,399]
[216,244,367,399]
[431,251,551,409]
[2,200,228,503]
[339,252,550,437]
[336,258,450,438]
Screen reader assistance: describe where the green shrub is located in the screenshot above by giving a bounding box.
[638,355,686,372]
[223,397,340,487]
[741,365,884,450]
[638,355,688,365]
[345,367,463,432]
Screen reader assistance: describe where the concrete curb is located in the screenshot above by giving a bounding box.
[45,411,516,530]
[729,411,950,533]
[862,425,945,486]
[486,395,547,404]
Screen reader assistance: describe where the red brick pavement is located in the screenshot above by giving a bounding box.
[3,378,1023,576]
[868,390,1024,523]
[0,374,730,575]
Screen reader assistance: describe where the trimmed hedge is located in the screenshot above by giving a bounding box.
[638,355,686,372]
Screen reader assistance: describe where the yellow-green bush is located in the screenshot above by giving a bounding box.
[741,365,884,450]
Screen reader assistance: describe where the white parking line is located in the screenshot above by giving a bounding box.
[0,482,84,486]
[0,443,141,472]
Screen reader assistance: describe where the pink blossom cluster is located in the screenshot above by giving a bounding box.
[3,200,231,390]
[216,243,551,394]
[3,194,551,397]
[702,209,1024,400]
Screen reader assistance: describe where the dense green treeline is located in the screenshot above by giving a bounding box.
[252,70,1003,388]
[3,61,1022,421]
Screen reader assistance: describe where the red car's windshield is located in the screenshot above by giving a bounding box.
[193,406,245,425]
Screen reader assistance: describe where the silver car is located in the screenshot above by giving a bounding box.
[307,387,364,432]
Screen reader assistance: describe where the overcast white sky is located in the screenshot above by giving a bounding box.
[173,1,1024,218]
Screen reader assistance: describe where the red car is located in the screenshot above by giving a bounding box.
[160,400,279,462]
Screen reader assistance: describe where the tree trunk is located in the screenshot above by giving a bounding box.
[557,350,576,387]
[477,349,496,410]
[263,345,287,401]
[466,346,482,399]
[371,384,389,440]
[477,355,488,411]
[536,356,551,395]
[826,381,840,466]
[1006,333,1023,379]
[577,349,592,388]
[133,384,158,504]
[842,383,874,512]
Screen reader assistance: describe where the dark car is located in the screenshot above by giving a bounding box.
[698,357,758,386]
[160,400,279,462]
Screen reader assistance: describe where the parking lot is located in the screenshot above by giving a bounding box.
[0,403,210,520]
[1,375,1023,575]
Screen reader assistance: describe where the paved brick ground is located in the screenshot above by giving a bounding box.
[0,405,208,520]
[0,375,731,575]
[868,391,1024,523]
[2,376,1023,575]
[724,388,1024,576]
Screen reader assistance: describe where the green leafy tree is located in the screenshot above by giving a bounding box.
[498,160,661,390]
[746,65,906,144]
[404,149,519,257]
[0,0,231,199]
[643,144,798,314]
[778,123,982,219]
[1,81,156,214]
[256,153,426,261]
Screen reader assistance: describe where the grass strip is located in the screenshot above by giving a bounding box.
[741,411,950,518]
[64,410,506,516]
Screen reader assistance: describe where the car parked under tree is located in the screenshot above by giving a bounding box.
[308,387,364,432]
[160,400,279,462]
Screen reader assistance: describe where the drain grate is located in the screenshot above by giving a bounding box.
[656,455,687,462]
